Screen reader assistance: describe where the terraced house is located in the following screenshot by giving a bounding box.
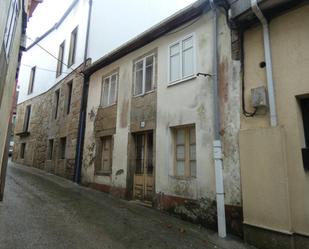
[12,0,309,248]
[0,0,41,200]
[80,0,243,238]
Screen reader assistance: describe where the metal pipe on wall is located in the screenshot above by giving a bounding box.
[251,0,277,127]
[209,0,227,238]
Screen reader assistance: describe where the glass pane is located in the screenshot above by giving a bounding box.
[190,145,196,160]
[170,43,180,56]
[182,47,194,78]
[136,60,143,70]
[190,161,196,177]
[134,68,143,95]
[102,79,109,106]
[182,36,193,50]
[146,56,153,67]
[170,54,180,82]
[176,129,185,144]
[145,64,153,92]
[176,145,185,160]
[189,127,196,143]
[109,79,116,104]
[177,161,185,176]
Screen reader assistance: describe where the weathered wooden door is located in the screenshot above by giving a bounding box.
[133,132,154,201]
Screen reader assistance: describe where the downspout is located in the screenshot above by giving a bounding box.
[210,0,226,238]
[74,0,92,183]
[251,0,277,127]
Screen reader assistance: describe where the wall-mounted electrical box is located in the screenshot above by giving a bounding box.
[251,86,268,108]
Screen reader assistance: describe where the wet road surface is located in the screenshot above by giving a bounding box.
[0,160,255,249]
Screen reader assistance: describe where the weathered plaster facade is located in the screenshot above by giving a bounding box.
[82,10,243,236]
[238,4,309,248]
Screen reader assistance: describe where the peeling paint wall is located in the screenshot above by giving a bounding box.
[241,5,309,238]
[83,10,242,234]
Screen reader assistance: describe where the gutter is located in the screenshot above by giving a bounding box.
[74,0,92,183]
[210,0,226,238]
[251,0,277,127]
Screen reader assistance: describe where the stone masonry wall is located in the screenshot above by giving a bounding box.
[13,65,84,180]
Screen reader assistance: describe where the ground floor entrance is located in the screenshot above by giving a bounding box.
[133,131,154,202]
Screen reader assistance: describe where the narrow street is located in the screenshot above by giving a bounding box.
[0,160,255,249]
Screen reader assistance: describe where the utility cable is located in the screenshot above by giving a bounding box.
[22,64,71,74]
[26,36,84,76]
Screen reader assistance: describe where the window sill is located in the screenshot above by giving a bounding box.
[167,75,196,88]
[16,131,30,137]
[133,89,156,98]
[100,103,117,109]
[95,172,112,176]
[169,175,196,180]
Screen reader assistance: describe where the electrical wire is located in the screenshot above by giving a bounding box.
[22,63,70,74]
[240,32,257,117]
[26,36,84,76]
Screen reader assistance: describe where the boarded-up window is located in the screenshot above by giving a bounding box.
[101,73,118,107]
[48,139,54,160]
[169,34,195,83]
[133,54,155,96]
[59,137,66,159]
[23,105,31,132]
[28,66,36,94]
[174,126,196,177]
[96,136,113,174]
[68,26,78,66]
[20,143,26,159]
[56,41,65,77]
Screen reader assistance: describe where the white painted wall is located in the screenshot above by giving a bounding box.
[18,0,196,104]
[17,0,90,104]
[83,12,242,205]
[88,0,196,62]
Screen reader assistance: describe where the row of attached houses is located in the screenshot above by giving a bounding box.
[0,0,41,200]
[12,0,309,248]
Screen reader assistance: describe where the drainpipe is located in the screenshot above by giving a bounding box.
[74,0,92,183]
[251,0,277,127]
[210,0,226,238]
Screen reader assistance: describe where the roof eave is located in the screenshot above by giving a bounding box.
[83,0,210,76]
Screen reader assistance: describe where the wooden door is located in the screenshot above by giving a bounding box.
[133,132,154,201]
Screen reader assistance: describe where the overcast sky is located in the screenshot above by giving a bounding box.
[27,0,197,41]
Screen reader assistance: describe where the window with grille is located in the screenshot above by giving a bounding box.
[169,34,195,84]
[101,73,118,107]
[174,126,196,177]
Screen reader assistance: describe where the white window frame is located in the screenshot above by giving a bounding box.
[4,0,19,58]
[100,73,118,107]
[168,33,196,85]
[133,53,156,97]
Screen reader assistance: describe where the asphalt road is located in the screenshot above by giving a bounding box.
[0,160,255,249]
